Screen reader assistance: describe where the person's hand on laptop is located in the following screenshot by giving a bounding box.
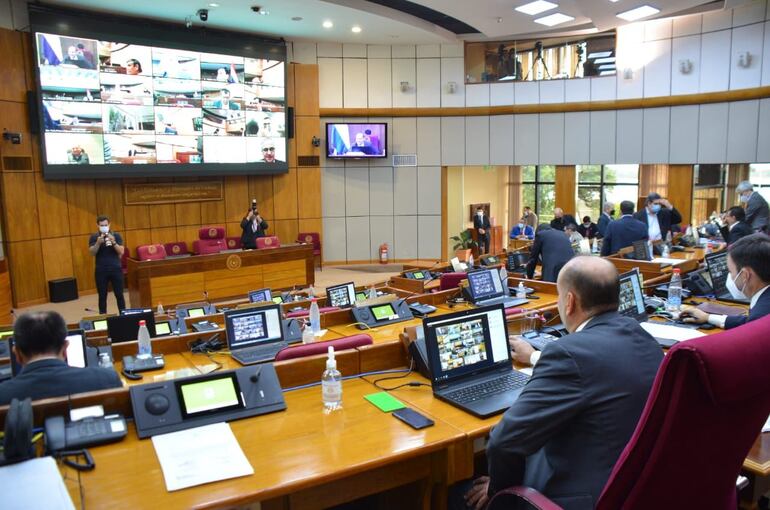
[680,307,708,324]
[509,335,535,365]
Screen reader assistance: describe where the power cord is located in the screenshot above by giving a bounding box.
[362,361,431,391]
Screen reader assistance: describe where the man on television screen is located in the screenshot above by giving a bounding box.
[350,132,375,155]
[125,58,142,75]
[260,139,283,164]
[213,89,240,110]
[67,146,89,164]
[63,45,93,69]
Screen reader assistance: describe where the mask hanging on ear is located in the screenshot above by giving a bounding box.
[726,270,748,300]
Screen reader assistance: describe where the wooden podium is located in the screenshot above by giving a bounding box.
[469,226,503,258]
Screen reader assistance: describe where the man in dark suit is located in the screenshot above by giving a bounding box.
[464,257,663,510]
[682,234,770,330]
[473,206,492,254]
[550,208,577,231]
[0,311,122,405]
[526,224,573,283]
[600,201,648,256]
[633,192,682,244]
[719,206,753,245]
[596,202,614,238]
[576,216,598,239]
[737,180,769,232]
[240,203,269,249]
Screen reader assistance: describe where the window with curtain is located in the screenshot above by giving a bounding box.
[521,165,556,224]
[575,164,639,221]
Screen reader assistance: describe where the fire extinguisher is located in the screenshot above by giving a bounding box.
[379,243,389,264]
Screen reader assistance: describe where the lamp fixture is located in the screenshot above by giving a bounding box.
[515,1,558,15]
[678,59,693,74]
[617,5,660,22]
[322,20,333,28]
[534,12,574,26]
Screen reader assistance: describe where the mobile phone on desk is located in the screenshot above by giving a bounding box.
[393,407,434,430]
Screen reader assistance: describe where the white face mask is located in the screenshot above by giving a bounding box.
[99,225,110,234]
[740,193,750,203]
[518,223,524,229]
[477,211,483,217]
[726,269,748,300]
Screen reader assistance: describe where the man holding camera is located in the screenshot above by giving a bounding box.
[240,200,269,249]
[88,215,126,314]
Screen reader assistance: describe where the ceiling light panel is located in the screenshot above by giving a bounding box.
[534,12,574,26]
[515,1,558,16]
[617,5,660,22]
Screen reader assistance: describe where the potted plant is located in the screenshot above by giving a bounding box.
[451,230,477,262]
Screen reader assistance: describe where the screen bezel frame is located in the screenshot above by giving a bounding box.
[466,269,504,300]
[325,122,388,160]
[325,281,356,309]
[224,303,284,350]
[29,4,289,180]
[617,268,648,322]
[174,371,244,419]
[248,288,273,303]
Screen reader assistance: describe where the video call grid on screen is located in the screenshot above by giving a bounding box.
[227,308,282,348]
[468,270,503,299]
[618,271,646,318]
[30,6,288,179]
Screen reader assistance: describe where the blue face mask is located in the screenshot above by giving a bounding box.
[650,204,661,214]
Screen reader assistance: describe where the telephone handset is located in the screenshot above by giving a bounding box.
[44,414,127,471]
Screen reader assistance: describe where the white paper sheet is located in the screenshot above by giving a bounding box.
[651,258,687,265]
[640,322,706,342]
[152,422,254,491]
[0,457,75,510]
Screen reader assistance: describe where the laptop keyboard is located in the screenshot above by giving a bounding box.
[233,342,287,364]
[477,296,527,308]
[445,371,529,404]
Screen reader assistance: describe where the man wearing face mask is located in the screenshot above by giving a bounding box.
[596,202,615,239]
[576,216,597,239]
[681,234,770,329]
[88,215,126,314]
[509,219,534,240]
[633,193,682,247]
[473,206,492,254]
[464,257,662,510]
[736,181,769,233]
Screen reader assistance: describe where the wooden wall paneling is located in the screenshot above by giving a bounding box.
[0,30,28,102]
[272,219,299,245]
[248,174,275,221]
[174,201,202,226]
[555,166,577,215]
[150,227,179,246]
[42,236,75,283]
[3,171,41,241]
[727,164,749,206]
[226,222,242,238]
[0,102,34,159]
[298,218,322,239]
[148,203,176,228]
[639,164,668,196]
[66,180,98,235]
[121,229,152,257]
[286,136,298,168]
[273,168,298,219]
[122,204,151,230]
[293,64,320,116]
[224,176,249,223]
[200,199,225,225]
[69,234,96,292]
[7,240,46,306]
[295,116,321,159]
[668,165,694,226]
[176,225,203,248]
[297,167,321,219]
[94,180,125,232]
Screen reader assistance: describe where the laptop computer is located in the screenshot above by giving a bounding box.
[224,304,288,365]
[249,288,273,303]
[107,312,157,343]
[705,251,750,304]
[466,268,528,309]
[506,252,528,274]
[618,268,704,347]
[326,281,356,308]
[423,304,530,418]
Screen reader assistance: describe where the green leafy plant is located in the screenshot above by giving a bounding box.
[451,230,477,251]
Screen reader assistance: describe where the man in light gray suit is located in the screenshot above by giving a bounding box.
[462,257,663,510]
[737,180,769,233]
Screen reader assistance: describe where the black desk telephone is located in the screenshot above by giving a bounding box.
[45,414,128,470]
[408,303,437,317]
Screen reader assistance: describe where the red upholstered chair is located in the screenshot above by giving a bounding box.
[121,248,129,278]
[225,236,241,250]
[297,232,322,269]
[487,315,770,510]
[163,241,189,257]
[274,334,373,362]
[256,236,280,250]
[439,272,468,291]
[193,226,226,255]
[136,244,167,261]
[284,306,340,319]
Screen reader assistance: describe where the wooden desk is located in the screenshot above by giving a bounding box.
[127,244,315,308]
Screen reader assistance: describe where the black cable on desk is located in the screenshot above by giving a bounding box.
[362,361,431,391]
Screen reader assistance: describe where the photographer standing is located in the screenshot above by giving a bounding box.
[88,215,126,314]
[240,199,269,249]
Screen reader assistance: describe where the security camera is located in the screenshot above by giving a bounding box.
[197,9,209,22]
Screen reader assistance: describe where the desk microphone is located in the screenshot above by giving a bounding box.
[84,308,98,313]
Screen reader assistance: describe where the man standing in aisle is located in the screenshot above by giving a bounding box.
[473,206,492,254]
[633,192,682,246]
[597,202,615,238]
[736,181,769,233]
[88,215,125,314]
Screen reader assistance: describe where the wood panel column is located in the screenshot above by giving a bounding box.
[667,165,694,226]
[555,165,576,216]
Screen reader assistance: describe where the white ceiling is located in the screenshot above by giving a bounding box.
[27,0,740,45]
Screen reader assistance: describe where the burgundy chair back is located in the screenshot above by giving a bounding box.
[297,232,321,254]
[194,226,226,255]
[163,241,189,256]
[284,306,340,318]
[120,248,129,275]
[597,315,770,509]
[439,272,467,291]
[256,236,280,249]
[136,244,167,261]
[198,226,225,240]
[274,334,373,362]
[225,236,241,250]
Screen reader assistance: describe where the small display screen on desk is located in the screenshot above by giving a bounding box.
[371,303,397,321]
[356,291,367,301]
[188,308,206,318]
[155,321,172,336]
[176,373,243,418]
[272,296,284,304]
[92,319,108,331]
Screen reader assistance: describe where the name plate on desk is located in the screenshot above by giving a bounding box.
[124,181,223,205]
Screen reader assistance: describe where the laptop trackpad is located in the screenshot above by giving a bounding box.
[472,388,522,417]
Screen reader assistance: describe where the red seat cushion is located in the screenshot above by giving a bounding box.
[256,236,280,249]
[163,241,189,256]
[136,244,167,261]
[225,236,241,250]
[198,226,225,240]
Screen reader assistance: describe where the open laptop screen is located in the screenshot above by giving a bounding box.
[706,251,729,294]
[618,269,646,321]
[326,282,356,308]
[224,305,283,350]
[249,288,273,303]
[467,269,504,301]
[423,305,510,385]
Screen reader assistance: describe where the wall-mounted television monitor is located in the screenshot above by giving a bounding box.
[326,123,387,159]
[29,5,288,179]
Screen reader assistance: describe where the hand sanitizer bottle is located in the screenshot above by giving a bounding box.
[322,346,342,410]
[516,282,526,299]
[302,322,314,344]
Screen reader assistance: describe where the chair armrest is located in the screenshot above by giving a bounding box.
[487,487,562,510]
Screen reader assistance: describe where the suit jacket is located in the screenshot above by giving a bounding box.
[601,215,648,256]
[526,228,573,282]
[577,222,598,239]
[487,312,663,510]
[745,192,770,232]
[550,215,577,231]
[719,221,753,245]
[473,214,491,232]
[0,359,122,405]
[509,224,534,240]
[633,207,682,241]
[725,287,770,329]
[596,213,612,238]
[240,217,269,249]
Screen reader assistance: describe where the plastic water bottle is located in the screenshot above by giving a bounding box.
[661,243,670,258]
[309,298,321,334]
[308,285,315,298]
[468,254,474,268]
[516,282,526,299]
[667,268,683,312]
[156,302,164,315]
[368,285,377,299]
[137,320,152,357]
[322,346,342,410]
[591,238,599,254]
[302,323,314,344]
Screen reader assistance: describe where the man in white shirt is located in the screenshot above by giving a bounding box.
[682,234,770,330]
[633,192,682,245]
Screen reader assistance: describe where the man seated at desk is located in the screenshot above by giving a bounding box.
[719,206,753,246]
[526,224,573,283]
[0,311,122,405]
[509,219,534,240]
[681,234,770,329]
[462,257,663,510]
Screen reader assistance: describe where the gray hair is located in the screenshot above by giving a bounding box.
[603,202,614,212]
[736,181,754,193]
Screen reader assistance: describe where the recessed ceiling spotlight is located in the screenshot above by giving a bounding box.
[322,20,333,28]
[291,16,303,21]
[534,12,574,26]
[617,5,660,21]
[351,25,362,33]
[515,0,558,15]
[208,2,219,7]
